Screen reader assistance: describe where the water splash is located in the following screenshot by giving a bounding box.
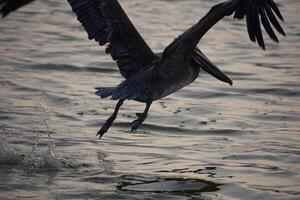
[22,140,61,170]
[0,139,77,170]
[6,99,77,170]
[0,130,76,170]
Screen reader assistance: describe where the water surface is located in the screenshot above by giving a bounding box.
[0,0,299,199]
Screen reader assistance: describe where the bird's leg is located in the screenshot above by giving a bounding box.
[97,99,124,139]
[131,101,152,132]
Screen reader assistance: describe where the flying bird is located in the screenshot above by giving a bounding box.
[67,0,285,139]
[0,0,35,17]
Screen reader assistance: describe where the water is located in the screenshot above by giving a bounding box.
[0,0,299,199]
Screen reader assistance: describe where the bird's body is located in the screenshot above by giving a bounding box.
[97,51,201,103]
[1,0,285,138]
[152,63,200,101]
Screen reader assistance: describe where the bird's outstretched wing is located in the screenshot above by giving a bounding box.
[163,0,285,59]
[68,0,158,78]
[160,0,285,82]
[0,0,34,18]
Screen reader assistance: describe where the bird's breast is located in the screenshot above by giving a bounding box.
[151,65,199,100]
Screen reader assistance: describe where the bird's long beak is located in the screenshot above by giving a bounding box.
[192,49,233,85]
[200,59,233,86]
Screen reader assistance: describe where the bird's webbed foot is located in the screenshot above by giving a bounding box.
[97,115,115,139]
[131,113,147,132]
[130,101,152,132]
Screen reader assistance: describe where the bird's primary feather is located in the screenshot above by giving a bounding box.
[0,0,34,17]
[67,0,159,79]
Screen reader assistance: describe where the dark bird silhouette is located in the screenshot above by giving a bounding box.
[67,0,285,139]
[0,0,35,17]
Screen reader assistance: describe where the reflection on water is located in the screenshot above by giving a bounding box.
[0,0,300,199]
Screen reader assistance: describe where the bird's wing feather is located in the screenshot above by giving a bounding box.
[159,0,285,79]
[0,0,34,17]
[67,0,158,78]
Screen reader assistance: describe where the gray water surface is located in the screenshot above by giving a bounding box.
[0,0,300,199]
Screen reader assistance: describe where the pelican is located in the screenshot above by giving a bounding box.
[2,0,285,139]
[0,0,35,17]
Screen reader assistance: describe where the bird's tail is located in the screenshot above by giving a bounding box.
[95,87,115,98]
